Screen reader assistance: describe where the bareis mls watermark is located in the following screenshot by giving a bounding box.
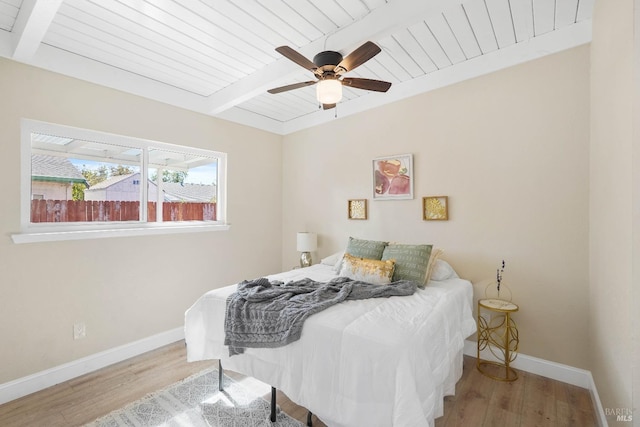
[605,407,633,422]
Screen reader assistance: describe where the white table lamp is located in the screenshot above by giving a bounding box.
[297,232,317,268]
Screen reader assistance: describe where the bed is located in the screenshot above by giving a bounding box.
[185,252,476,427]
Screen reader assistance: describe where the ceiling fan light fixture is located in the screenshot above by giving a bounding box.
[269,42,390,108]
[316,79,342,104]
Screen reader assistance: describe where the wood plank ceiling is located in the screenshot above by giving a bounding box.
[0,0,593,135]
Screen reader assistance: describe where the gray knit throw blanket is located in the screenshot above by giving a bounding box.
[224,276,417,356]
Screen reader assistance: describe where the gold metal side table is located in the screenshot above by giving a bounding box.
[477,298,519,381]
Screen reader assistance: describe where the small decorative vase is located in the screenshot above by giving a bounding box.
[484,281,512,302]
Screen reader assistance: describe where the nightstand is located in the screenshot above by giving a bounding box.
[476,298,519,381]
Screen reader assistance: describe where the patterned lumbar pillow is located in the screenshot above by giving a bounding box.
[381,243,433,288]
[339,253,396,285]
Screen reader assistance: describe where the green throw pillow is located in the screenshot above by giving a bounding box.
[381,243,433,287]
[345,236,388,260]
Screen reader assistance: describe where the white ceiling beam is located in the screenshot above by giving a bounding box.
[12,0,63,62]
[215,107,285,135]
[206,0,460,115]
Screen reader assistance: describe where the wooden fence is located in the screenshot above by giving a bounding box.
[31,199,216,223]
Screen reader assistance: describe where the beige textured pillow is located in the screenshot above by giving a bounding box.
[339,253,396,285]
[424,248,443,285]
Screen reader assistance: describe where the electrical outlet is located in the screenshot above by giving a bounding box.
[73,322,86,340]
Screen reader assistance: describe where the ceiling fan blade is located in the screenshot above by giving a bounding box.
[342,77,392,92]
[335,41,381,73]
[322,103,336,110]
[268,80,317,94]
[275,46,318,72]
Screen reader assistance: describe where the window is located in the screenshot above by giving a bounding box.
[13,119,228,243]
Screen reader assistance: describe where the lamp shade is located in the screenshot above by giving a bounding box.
[316,79,342,104]
[296,232,317,252]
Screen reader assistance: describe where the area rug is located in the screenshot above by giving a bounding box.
[84,368,304,427]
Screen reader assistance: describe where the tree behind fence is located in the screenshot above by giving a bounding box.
[31,199,216,223]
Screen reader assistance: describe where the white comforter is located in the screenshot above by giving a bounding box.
[184,264,476,427]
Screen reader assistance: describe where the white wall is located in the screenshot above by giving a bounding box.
[589,0,635,422]
[282,45,591,369]
[0,58,283,384]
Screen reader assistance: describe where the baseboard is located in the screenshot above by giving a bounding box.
[0,327,185,406]
[586,371,609,427]
[464,339,607,427]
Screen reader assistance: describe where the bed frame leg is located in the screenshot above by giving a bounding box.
[271,387,277,422]
[218,360,224,392]
[217,362,278,423]
[218,362,309,425]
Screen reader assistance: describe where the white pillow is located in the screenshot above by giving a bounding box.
[320,251,344,266]
[430,259,459,281]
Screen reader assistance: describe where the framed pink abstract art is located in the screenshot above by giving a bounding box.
[372,154,414,200]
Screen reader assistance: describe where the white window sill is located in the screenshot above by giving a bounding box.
[11,223,231,244]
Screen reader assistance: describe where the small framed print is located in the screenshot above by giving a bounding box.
[423,196,448,221]
[348,199,368,220]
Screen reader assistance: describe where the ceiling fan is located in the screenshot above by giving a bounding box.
[267,41,392,110]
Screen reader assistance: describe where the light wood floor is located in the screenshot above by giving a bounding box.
[0,341,597,427]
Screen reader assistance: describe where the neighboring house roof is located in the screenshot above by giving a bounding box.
[85,172,216,202]
[31,154,87,185]
[163,182,216,202]
[88,173,136,190]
